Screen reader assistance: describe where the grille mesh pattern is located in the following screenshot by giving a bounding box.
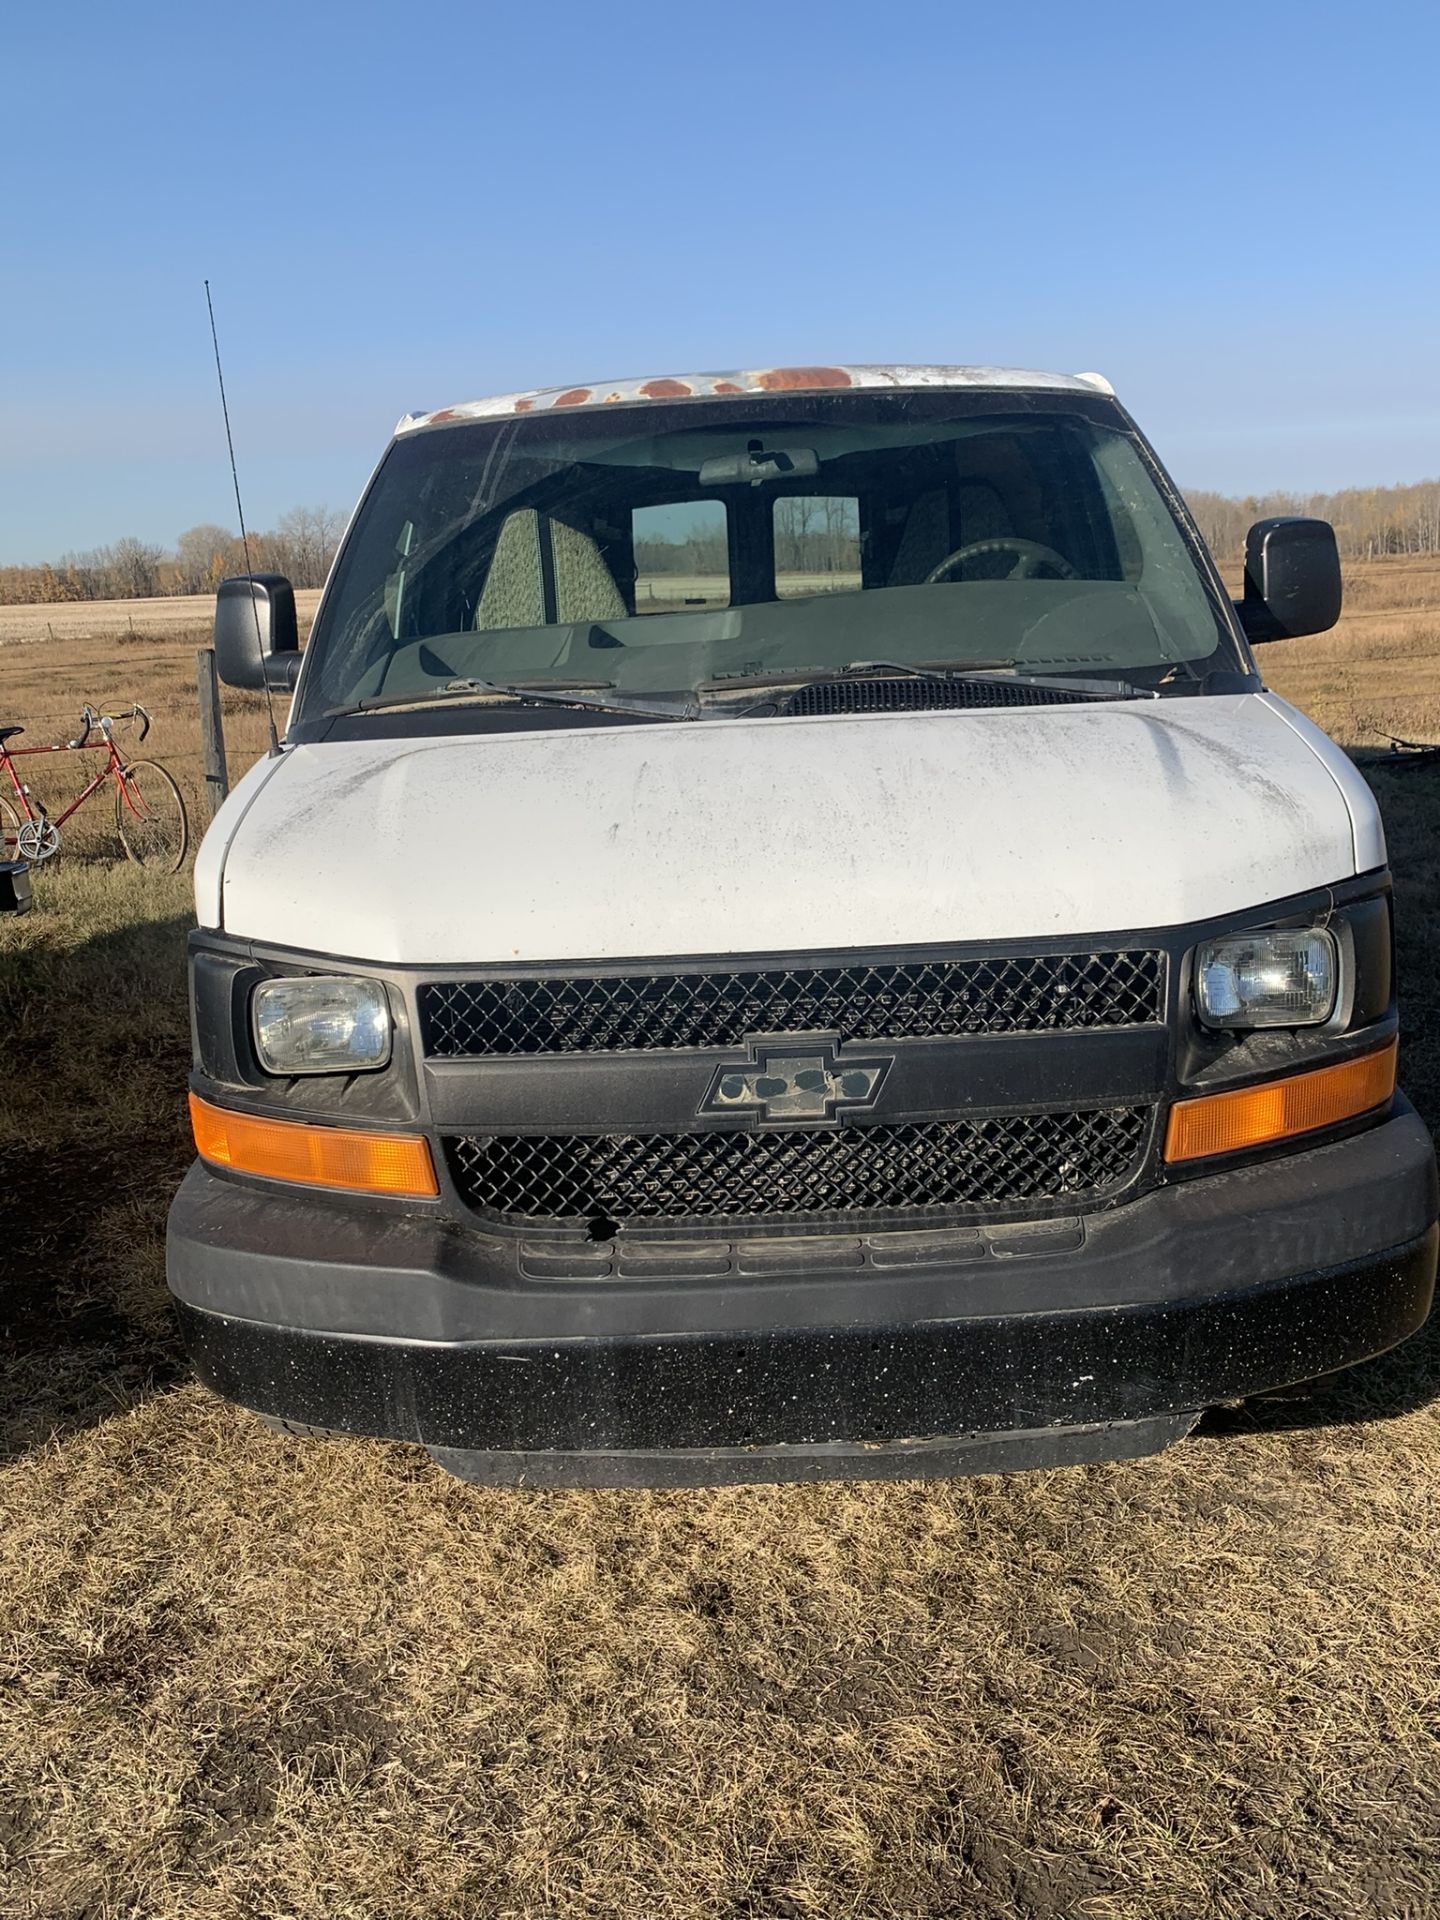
[421,952,1163,1057]
[447,1107,1148,1222]
[783,676,1099,717]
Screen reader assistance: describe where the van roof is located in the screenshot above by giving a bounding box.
[397,365,1116,434]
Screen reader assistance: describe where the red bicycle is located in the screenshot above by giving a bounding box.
[0,704,189,873]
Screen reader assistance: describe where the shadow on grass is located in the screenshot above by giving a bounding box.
[0,910,194,1460]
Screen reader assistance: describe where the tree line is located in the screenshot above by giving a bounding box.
[635,497,861,577]
[7,475,1440,608]
[0,506,346,605]
[1185,479,1440,564]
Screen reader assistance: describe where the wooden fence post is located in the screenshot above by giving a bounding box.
[196,648,229,819]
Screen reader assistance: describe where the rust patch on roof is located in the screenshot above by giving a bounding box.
[398,366,1113,434]
[756,366,853,391]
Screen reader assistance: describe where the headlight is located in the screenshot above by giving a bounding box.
[1194,928,1338,1031]
[251,976,392,1074]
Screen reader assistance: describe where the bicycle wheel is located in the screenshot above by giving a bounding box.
[0,796,19,858]
[115,760,188,872]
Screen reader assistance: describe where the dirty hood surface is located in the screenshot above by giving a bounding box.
[202,694,1376,965]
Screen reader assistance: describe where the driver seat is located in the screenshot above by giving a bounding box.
[888,490,949,586]
[0,727,23,743]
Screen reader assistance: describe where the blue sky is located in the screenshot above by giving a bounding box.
[3,0,1437,562]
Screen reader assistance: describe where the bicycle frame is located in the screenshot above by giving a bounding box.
[1,734,129,830]
[1,702,186,873]
[1,711,153,837]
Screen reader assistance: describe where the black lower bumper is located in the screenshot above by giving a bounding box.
[168,1106,1439,1485]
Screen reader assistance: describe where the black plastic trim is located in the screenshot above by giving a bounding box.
[426,1418,1200,1486]
[418,949,1166,1058]
[422,1027,1169,1130]
[173,1223,1436,1469]
[168,1104,1438,1335]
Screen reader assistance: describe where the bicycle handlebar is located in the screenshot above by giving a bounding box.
[67,702,150,748]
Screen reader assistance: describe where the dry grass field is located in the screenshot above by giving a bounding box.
[0,590,323,647]
[0,566,1438,1920]
[1248,556,1440,750]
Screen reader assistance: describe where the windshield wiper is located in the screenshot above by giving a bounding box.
[700,659,1011,694]
[334,678,698,721]
[705,660,1157,704]
[990,670,1158,700]
[843,660,1157,698]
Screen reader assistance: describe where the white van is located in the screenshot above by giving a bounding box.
[167,364,1438,1485]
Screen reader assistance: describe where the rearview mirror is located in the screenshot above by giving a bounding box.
[214,574,301,690]
[1236,518,1342,642]
[697,446,820,487]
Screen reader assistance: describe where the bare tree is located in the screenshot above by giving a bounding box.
[773,496,857,576]
[773,496,822,574]
[53,547,112,599]
[107,537,165,598]
[175,524,245,594]
[264,505,347,588]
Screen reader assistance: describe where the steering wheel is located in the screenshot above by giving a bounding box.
[926,538,1078,583]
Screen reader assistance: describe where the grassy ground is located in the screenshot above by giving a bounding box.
[0,624,272,863]
[1259,556,1440,750]
[0,590,322,646]
[1,570,1438,1919]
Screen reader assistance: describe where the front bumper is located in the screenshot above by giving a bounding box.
[167,1105,1438,1485]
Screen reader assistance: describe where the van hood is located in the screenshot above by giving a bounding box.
[200,693,1380,965]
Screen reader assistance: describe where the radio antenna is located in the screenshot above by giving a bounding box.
[204,279,280,754]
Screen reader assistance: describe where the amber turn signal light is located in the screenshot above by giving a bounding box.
[1164,1039,1398,1165]
[189,1093,439,1197]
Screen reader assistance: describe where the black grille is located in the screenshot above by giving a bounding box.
[420,951,1164,1057]
[783,675,1101,716]
[447,1107,1148,1222]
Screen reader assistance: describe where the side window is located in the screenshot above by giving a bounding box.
[773,496,862,599]
[632,501,730,614]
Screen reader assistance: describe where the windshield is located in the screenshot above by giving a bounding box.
[298,389,1243,722]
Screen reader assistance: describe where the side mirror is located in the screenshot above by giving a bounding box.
[1236,518,1342,642]
[214,574,301,690]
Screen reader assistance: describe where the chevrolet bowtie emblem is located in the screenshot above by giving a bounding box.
[700,1039,892,1127]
